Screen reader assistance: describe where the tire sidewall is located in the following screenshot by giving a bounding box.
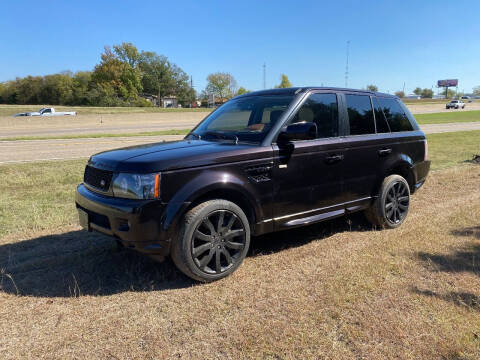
[180,200,250,282]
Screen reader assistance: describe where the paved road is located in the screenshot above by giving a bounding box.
[0,135,184,164]
[1,122,479,164]
[0,112,207,139]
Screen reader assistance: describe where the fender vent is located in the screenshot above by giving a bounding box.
[244,164,273,183]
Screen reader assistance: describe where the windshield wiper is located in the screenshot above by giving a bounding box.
[203,131,239,144]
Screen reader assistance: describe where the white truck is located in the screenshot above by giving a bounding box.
[14,107,77,117]
[445,100,465,109]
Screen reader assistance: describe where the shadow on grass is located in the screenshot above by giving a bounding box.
[414,226,480,311]
[0,231,193,297]
[250,212,372,257]
[0,213,372,298]
[417,226,480,274]
[412,287,480,311]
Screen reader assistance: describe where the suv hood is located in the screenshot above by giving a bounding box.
[88,139,269,173]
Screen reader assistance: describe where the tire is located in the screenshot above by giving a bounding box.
[171,199,251,282]
[365,175,411,229]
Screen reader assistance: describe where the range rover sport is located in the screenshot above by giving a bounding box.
[76,87,430,282]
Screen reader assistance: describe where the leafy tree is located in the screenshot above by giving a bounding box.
[71,71,92,105]
[205,72,237,99]
[16,76,43,104]
[139,51,173,101]
[366,84,378,92]
[420,88,433,99]
[90,46,143,105]
[413,87,422,95]
[394,90,405,98]
[139,51,193,106]
[473,86,480,96]
[113,42,141,68]
[275,74,292,88]
[236,87,250,95]
[0,42,195,107]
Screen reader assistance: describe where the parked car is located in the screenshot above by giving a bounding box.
[446,100,465,109]
[76,87,430,281]
[460,96,470,100]
[13,107,77,117]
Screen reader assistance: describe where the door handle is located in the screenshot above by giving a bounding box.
[325,154,344,164]
[378,148,392,156]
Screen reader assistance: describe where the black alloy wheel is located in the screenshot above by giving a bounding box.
[191,210,246,274]
[365,174,411,229]
[171,199,251,282]
[384,181,409,225]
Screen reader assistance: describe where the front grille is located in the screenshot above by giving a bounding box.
[84,165,113,192]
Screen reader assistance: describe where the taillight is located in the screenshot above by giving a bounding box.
[424,140,428,161]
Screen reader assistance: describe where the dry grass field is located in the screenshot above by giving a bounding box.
[0,132,479,359]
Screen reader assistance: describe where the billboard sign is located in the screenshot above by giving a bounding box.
[437,79,458,87]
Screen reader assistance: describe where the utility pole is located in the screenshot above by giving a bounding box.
[402,82,406,94]
[263,63,266,89]
[344,40,350,87]
[190,76,194,108]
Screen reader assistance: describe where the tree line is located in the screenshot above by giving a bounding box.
[0,42,195,107]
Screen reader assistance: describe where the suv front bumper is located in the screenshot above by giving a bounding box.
[75,184,172,259]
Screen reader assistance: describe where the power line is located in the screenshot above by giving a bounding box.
[344,40,350,88]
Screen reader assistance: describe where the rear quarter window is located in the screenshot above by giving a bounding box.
[345,94,375,135]
[377,98,414,132]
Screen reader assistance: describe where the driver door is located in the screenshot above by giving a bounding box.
[272,92,345,229]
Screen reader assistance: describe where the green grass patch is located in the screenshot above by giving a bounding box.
[0,159,85,238]
[0,104,212,117]
[427,130,480,170]
[0,129,191,141]
[415,110,480,125]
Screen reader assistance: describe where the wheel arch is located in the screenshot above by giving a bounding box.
[375,155,416,196]
[161,172,262,236]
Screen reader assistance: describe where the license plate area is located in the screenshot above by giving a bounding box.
[78,208,91,231]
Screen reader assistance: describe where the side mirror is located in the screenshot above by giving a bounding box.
[277,122,317,144]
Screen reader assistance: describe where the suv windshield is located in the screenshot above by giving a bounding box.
[189,95,294,143]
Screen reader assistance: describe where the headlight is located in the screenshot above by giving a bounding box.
[112,173,160,199]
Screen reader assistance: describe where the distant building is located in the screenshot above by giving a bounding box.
[160,96,178,108]
[404,95,421,99]
[140,94,179,108]
[140,94,158,105]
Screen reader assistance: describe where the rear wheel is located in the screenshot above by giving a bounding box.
[365,175,410,229]
[171,200,250,282]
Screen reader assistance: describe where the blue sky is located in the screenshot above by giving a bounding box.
[1,0,479,94]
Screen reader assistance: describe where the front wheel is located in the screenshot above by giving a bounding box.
[365,175,410,229]
[171,199,251,282]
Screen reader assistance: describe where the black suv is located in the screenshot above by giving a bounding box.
[76,87,430,281]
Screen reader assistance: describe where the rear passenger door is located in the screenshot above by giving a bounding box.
[339,93,392,204]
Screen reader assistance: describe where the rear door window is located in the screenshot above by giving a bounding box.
[372,97,390,133]
[345,94,375,135]
[377,98,413,132]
